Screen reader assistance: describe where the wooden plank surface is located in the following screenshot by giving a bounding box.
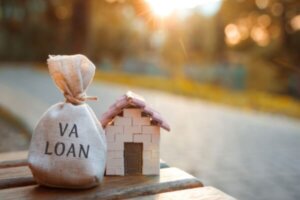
[0,167,202,200]
[0,151,174,190]
[128,187,236,200]
[0,166,35,189]
[0,151,203,199]
[0,151,169,169]
[0,151,28,168]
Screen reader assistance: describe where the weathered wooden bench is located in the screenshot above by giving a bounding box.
[0,151,235,199]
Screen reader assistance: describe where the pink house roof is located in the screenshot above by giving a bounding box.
[100,91,170,131]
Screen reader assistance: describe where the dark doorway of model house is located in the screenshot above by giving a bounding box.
[124,142,143,175]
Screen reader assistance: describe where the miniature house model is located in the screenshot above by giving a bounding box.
[100,91,170,175]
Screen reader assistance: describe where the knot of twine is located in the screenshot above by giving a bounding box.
[64,93,97,105]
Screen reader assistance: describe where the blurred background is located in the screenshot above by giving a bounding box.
[0,0,300,199]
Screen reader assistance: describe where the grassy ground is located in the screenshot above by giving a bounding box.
[94,71,300,119]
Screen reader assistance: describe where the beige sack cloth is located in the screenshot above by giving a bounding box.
[28,54,107,189]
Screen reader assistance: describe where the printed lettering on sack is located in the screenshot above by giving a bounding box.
[44,122,90,158]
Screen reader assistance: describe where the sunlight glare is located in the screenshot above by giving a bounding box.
[290,15,300,32]
[145,1,175,18]
[144,0,223,18]
[225,24,241,46]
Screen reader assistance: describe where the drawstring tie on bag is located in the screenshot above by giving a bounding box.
[48,55,99,105]
[64,93,98,105]
[60,76,98,105]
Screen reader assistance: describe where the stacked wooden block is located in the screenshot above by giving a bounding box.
[105,108,160,175]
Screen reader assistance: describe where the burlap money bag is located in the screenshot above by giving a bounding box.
[28,54,107,189]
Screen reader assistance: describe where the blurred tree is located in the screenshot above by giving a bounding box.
[161,17,186,78]
[71,0,89,53]
[88,0,147,70]
[184,11,222,64]
[0,0,73,61]
[218,0,300,94]
[0,0,299,98]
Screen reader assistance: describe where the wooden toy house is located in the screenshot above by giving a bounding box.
[100,91,170,175]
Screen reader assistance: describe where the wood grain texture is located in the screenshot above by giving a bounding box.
[0,167,203,200]
[128,187,236,200]
[0,151,171,190]
[0,151,28,168]
[0,166,35,189]
[0,151,169,169]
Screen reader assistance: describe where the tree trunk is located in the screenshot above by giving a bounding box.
[71,0,89,54]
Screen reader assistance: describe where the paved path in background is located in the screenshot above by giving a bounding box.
[0,117,29,152]
[1,66,300,200]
